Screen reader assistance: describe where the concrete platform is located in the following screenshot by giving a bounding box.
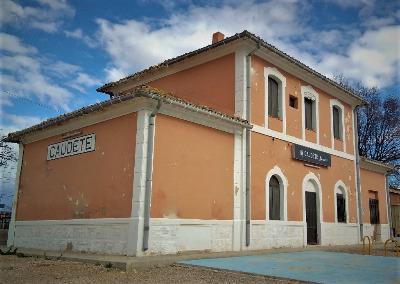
[0,244,400,283]
[180,251,400,284]
[0,244,356,270]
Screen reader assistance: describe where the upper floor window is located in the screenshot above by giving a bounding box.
[268,77,279,118]
[264,68,286,132]
[330,99,346,151]
[304,97,314,130]
[333,106,340,139]
[301,86,319,143]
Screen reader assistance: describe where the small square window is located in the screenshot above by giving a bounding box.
[289,95,298,109]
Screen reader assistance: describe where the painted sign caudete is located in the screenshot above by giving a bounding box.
[47,133,96,161]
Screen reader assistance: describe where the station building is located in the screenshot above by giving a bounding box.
[5,31,394,256]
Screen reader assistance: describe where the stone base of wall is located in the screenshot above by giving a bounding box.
[8,219,129,255]
[248,221,360,250]
[149,219,233,254]
[8,218,371,256]
[248,221,304,250]
[364,224,390,242]
[320,222,359,245]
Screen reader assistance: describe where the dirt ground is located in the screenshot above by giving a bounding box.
[0,243,398,284]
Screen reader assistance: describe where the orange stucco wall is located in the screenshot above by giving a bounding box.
[145,54,236,116]
[16,113,137,221]
[250,56,354,155]
[360,168,388,224]
[305,128,317,144]
[151,114,234,220]
[251,132,358,223]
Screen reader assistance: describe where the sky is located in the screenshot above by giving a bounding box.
[0,0,399,207]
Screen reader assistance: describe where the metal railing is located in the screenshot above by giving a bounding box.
[384,238,399,257]
[362,236,371,255]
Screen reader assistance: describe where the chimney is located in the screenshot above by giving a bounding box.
[212,32,225,44]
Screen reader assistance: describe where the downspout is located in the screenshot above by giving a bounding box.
[386,165,399,239]
[354,105,364,242]
[143,99,163,251]
[245,41,261,246]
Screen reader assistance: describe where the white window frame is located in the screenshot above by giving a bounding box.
[265,166,288,222]
[301,86,319,144]
[334,181,349,223]
[330,99,346,152]
[264,67,286,133]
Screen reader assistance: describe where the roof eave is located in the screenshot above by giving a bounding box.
[360,156,396,173]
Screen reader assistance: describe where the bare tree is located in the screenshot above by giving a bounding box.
[0,132,17,167]
[334,74,400,188]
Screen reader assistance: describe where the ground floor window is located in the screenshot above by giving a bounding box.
[336,194,346,223]
[369,198,380,224]
[269,175,280,220]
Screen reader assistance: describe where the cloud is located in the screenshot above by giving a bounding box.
[103,67,127,82]
[95,0,398,91]
[68,73,102,93]
[0,88,14,107]
[2,113,42,132]
[326,0,375,9]
[0,33,38,54]
[0,35,103,114]
[37,0,74,12]
[311,25,399,89]
[0,0,75,33]
[0,34,77,112]
[64,28,98,48]
[0,113,42,197]
[45,61,82,78]
[96,0,307,81]
[348,25,400,88]
[324,0,398,29]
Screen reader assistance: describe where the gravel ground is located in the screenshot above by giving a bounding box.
[0,243,398,284]
[0,256,303,284]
